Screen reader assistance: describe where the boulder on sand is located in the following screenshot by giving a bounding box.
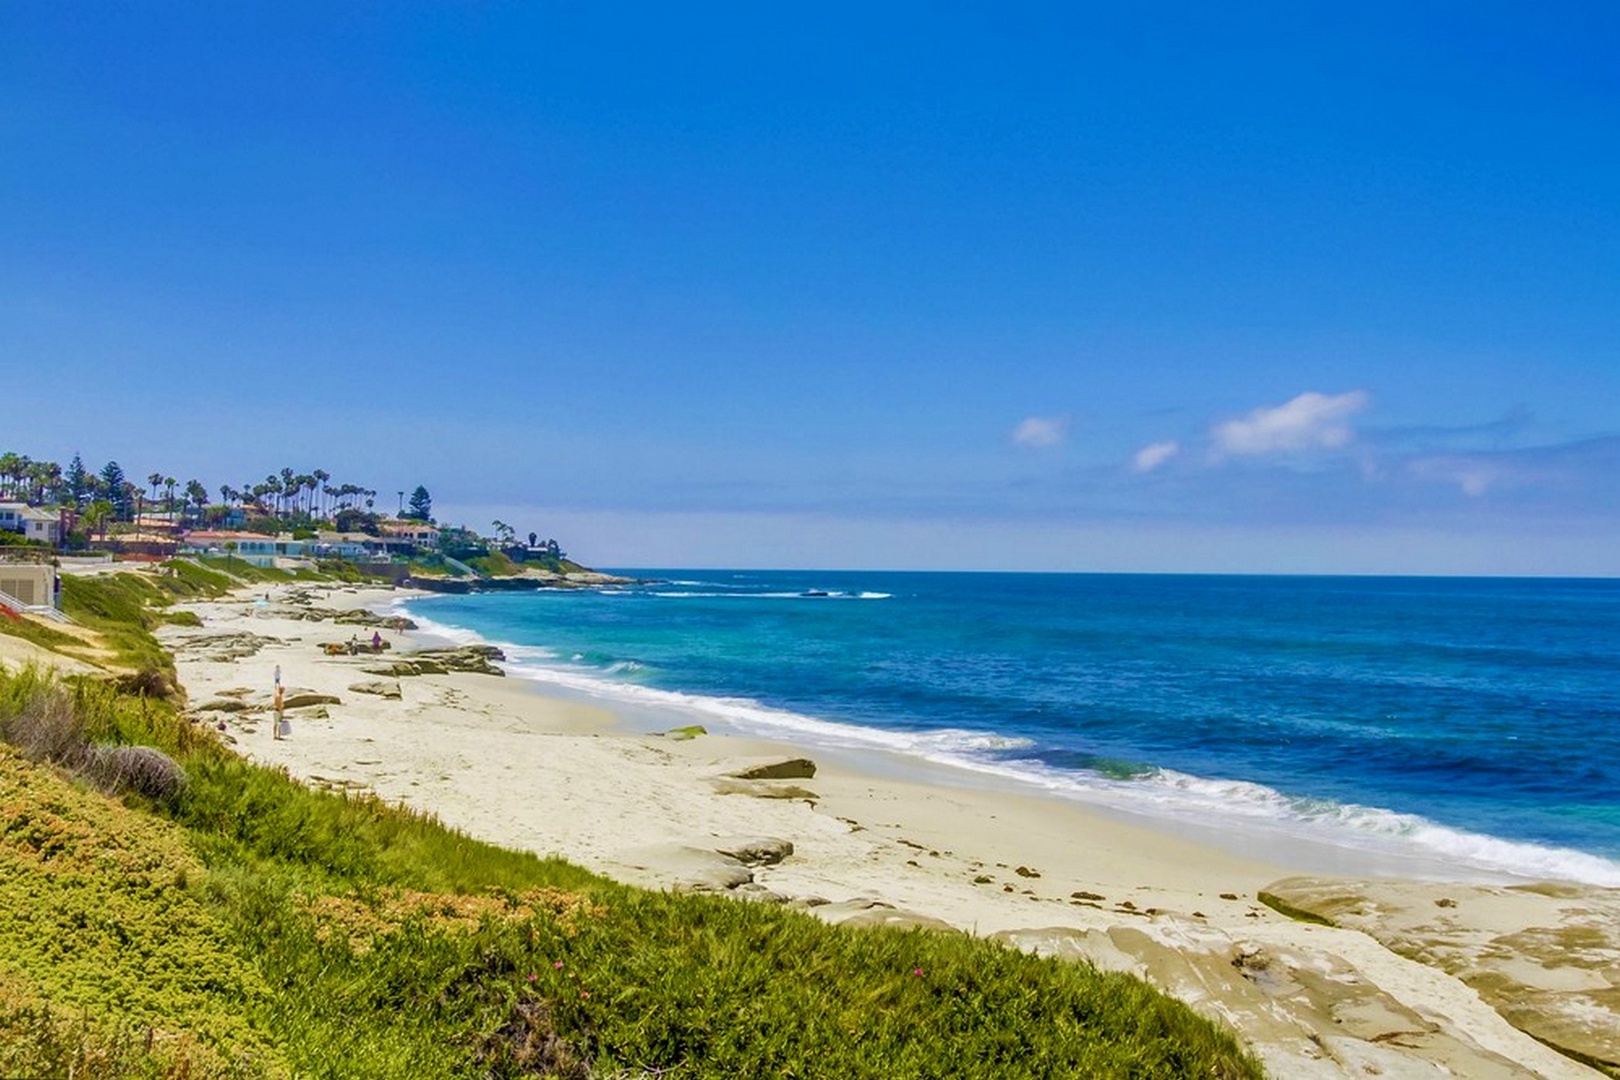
[722,757,817,781]
[610,845,755,892]
[814,898,959,933]
[348,679,402,700]
[397,646,507,676]
[281,689,341,709]
[713,837,794,866]
[710,778,818,800]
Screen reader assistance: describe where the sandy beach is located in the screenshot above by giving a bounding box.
[156,581,1617,1080]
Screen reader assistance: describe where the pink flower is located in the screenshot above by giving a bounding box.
[527,973,537,983]
[553,961,564,969]
[913,968,924,976]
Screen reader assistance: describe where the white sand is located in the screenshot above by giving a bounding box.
[155,581,1607,1080]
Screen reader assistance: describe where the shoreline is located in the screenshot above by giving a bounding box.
[398,590,1620,890]
[161,580,1615,1079]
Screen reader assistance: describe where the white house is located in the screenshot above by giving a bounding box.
[180,530,309,568]
[0,503,62,547]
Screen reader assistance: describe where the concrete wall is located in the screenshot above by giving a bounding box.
[0,563,56,608]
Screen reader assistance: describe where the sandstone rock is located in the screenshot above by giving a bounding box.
[1261,876,1620,1076]
[196,698,251,713]
[401,646,506,676]
[362,659,449,678]
[713,837,794,866]
[733,883,790,903]
[348,679,402,700]
[722,757,817,781]
[710,778,818,800]
[281,689,341,708]
[165,631,277,662]
[994,922,1547,1080]
[332,609,418,629]
[610,845,754,892]
[814,898,958,933]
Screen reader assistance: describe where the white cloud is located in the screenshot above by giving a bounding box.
[1010,415,1068,449]
[1132,440,1180,473]
[1212,390,1370,457]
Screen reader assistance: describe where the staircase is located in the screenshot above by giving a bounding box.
[0,586,74,624]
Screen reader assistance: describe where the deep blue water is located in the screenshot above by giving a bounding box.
[401,572,1620,885]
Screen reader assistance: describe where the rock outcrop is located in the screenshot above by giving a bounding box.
[713,837,794,866]
[722,757,817,781]
[1259,876,1620,1077]
[281,689,341,709]
[361,646,506,677]
[348,679,402,700]
[710,778,818,800]
[993,920,1567,1079]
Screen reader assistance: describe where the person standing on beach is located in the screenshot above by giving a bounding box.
[273,683,285,740]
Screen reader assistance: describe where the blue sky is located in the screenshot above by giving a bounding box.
[3,2,1617,573]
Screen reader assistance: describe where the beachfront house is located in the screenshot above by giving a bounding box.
[180,530,310,568]
[0,502,63,547]
[310,532,374,560]
[379,519,439,553]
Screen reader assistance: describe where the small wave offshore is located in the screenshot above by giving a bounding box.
[399,598,1620,888]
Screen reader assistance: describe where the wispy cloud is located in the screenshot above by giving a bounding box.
[1010,415,1068,449]
[1132,440,1180,473]
[1408,456,1498,497]
[1212,390,1370,457]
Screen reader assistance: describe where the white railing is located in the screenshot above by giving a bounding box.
[0,586,74,624]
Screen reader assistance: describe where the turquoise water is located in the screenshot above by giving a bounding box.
[401,572,1620,885]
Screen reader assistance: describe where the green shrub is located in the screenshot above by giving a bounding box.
[0,603,1265,1079]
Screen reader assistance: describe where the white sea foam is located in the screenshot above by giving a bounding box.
[649,590,890,600]
[397,600,1620,888]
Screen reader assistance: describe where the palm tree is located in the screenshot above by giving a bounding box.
[186,480,208,521]
[35,461,62,504]
[81,499,114,540]
[312,469,330,517]
[163,477,177,513]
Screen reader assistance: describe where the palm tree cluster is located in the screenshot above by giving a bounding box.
[0,453,64,505]
[1,450,392,530]
[215,468,379,520]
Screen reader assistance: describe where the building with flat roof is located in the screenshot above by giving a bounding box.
[0,560,59,612]
[181,531,308,568]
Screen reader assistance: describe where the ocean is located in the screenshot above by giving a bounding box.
[398,571,1620,887]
